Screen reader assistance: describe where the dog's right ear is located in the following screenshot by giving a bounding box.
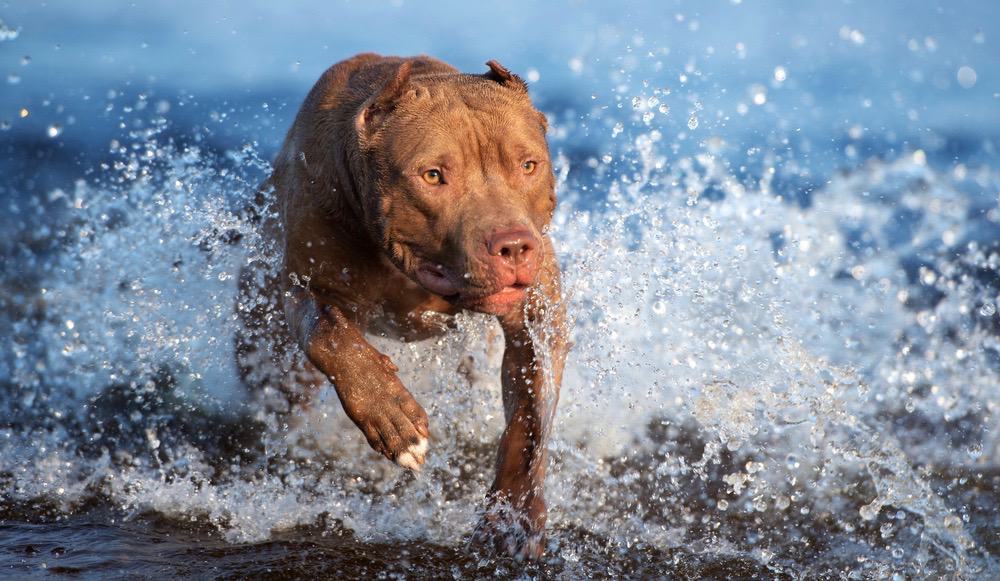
[484,60,528,93]
[355,61,413,138]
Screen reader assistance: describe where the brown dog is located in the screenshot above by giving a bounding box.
[236,53,568,559]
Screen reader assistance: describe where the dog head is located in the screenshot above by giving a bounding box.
[354,60,556,315]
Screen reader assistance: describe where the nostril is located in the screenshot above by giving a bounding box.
[487,228,539,265]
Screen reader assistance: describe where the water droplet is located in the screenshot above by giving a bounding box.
[859,500,881,521]
[47,124,63,138]
[0,19,20,41]
[687,114,699,130]
[840,26,865,45]
[980,302,996,317]
[957,66,977,89]
[880,523,894,538]
[773,66,787,83]
[943,515,963,532]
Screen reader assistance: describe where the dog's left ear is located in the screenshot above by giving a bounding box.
[484,60,528,93]
[356,61,414,138]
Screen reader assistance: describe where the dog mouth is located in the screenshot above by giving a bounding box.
[414,263,528,314]
[459,284,529,314]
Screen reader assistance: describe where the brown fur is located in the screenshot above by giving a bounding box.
[237,53,568,560]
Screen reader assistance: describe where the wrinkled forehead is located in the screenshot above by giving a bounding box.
[384,84,547,165]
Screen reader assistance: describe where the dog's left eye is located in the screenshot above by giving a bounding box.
[421,169,444,185]
[521,160,537,174]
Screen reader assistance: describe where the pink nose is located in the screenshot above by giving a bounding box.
[486,229,538,267]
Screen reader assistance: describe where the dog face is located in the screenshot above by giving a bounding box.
[356,61,556,315]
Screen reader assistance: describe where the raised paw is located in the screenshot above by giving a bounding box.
[346,382,431,471]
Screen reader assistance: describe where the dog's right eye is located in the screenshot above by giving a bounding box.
[421,169,444,185]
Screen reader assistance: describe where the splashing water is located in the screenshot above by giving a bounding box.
[2,102,997,576]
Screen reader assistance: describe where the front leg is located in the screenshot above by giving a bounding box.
[474,251,568,559]
[284,286,430,470]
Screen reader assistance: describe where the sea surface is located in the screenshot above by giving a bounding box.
[1,1,998,578]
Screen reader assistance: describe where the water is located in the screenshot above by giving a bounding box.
[2,1,998,578]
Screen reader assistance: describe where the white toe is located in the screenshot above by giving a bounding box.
[409,437,428,458]
[396,437,429,471]
[397,451,420,471]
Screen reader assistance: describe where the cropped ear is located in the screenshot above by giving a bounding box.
[355,61,413,137]
[484,59,528,93]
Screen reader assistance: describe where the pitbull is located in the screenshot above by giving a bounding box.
[237,53,567,559]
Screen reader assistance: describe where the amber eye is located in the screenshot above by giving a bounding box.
[422,169,443,185]
[521,160,537,174]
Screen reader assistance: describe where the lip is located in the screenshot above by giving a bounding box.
[462,285,528,314]
[415,263,461,296]
[413,261,530,314]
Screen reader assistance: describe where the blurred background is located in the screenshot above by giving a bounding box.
[2,0,997,192]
